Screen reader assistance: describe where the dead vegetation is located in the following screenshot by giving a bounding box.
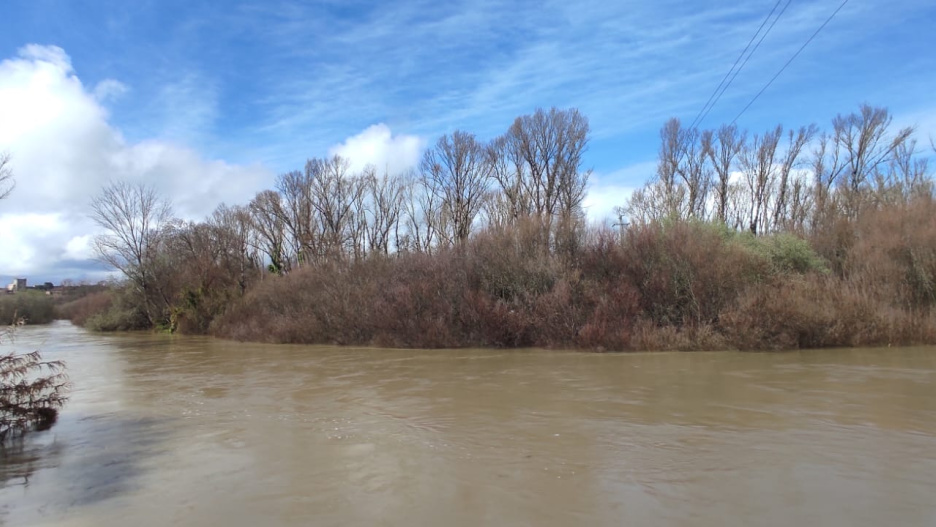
[68,104,936,351]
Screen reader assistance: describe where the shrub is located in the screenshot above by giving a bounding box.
[56,291,114,327]
[0,292,56,325]
[737,232,828,274]
[83,287,150,332]
[0,326,69,441]
[619,220,768,327]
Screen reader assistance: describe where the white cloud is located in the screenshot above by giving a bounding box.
[583,184,635,223]
[328,123,425,175]
[17,44,72,71]
[0,45,272,282]
[582,161,654,222]
[93,79,129,102]
[63,234,94,261]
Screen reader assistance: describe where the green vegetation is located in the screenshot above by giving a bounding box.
[57,287,149,332]
[0,292,56,325]
[66,104,936,351]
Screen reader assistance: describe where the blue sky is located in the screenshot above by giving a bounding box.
[1,0,935,282]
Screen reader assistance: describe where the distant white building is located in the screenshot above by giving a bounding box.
[6,277,26,293]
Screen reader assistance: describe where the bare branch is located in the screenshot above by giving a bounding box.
[0,152,14,201]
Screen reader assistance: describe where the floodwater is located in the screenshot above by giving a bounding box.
[1,322,936,526]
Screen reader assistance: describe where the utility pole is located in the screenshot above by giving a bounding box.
[612,213,629,243]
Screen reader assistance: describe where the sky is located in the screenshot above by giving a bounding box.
[0,0,934,284]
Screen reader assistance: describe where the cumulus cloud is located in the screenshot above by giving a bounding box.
[582,161,654,222]
[583,185,634,223]
[0,45,272,283]
[328,123,425,175]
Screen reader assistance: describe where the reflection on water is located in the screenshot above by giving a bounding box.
[1,321,935,526]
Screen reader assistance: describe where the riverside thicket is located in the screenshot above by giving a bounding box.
[68,105,936,350]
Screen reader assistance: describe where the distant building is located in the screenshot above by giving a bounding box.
[6,277,26,293]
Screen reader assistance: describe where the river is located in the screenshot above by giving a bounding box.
[1,321,935,526]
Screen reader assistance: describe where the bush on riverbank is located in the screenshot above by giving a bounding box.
[55,291,112,327]
[207,219,795,349]
[57,287,150,332]
[0,292,55,325]
[208,197,936,351]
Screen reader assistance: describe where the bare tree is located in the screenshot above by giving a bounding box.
[739,126,782,234]
[365,169,405,255]
[421,130,492,244]
[209,204,260,293]
[810,132,848,229]
[349,168,371,261]
[275,169,316,268]
[705,124,745,224]
[248,190,288,274]
[653,118,689,219]
[884,140,932,201]
[675,127,710,219]
[771,125,816,231]
[0,152,13,201]
[90,181,173,325]
[401,176,441,254]
[833,105,914,218]
[487,136,531,224]
[628,119,712,224]
[624,180,686,225]
[499,107,591,250]
[481,188,517,230]
[307,155,366,261]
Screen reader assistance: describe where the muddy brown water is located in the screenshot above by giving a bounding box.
[1,321,935,526]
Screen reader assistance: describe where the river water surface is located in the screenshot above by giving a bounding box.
[2,321,935,526]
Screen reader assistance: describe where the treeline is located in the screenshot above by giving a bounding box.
[65,104,936,350]
[625,105,930,236]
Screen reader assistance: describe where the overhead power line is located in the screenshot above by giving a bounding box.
[694,0,792,129]
[688,0,788,131]
[730,0,851,125]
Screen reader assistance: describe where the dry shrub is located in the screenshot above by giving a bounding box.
[460,290,534,347]
[719,275,905,350]
[56,291,113,327]
[845,197,936,309]
[212,258,384,344]
[721,277,838,350]
[210,209,936,351]
[621,221,767,327]
[369,252,466,348]
[628,320,725,351]
[213,252,465,347]
[574,280,640,351]
[467,223,558,303]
